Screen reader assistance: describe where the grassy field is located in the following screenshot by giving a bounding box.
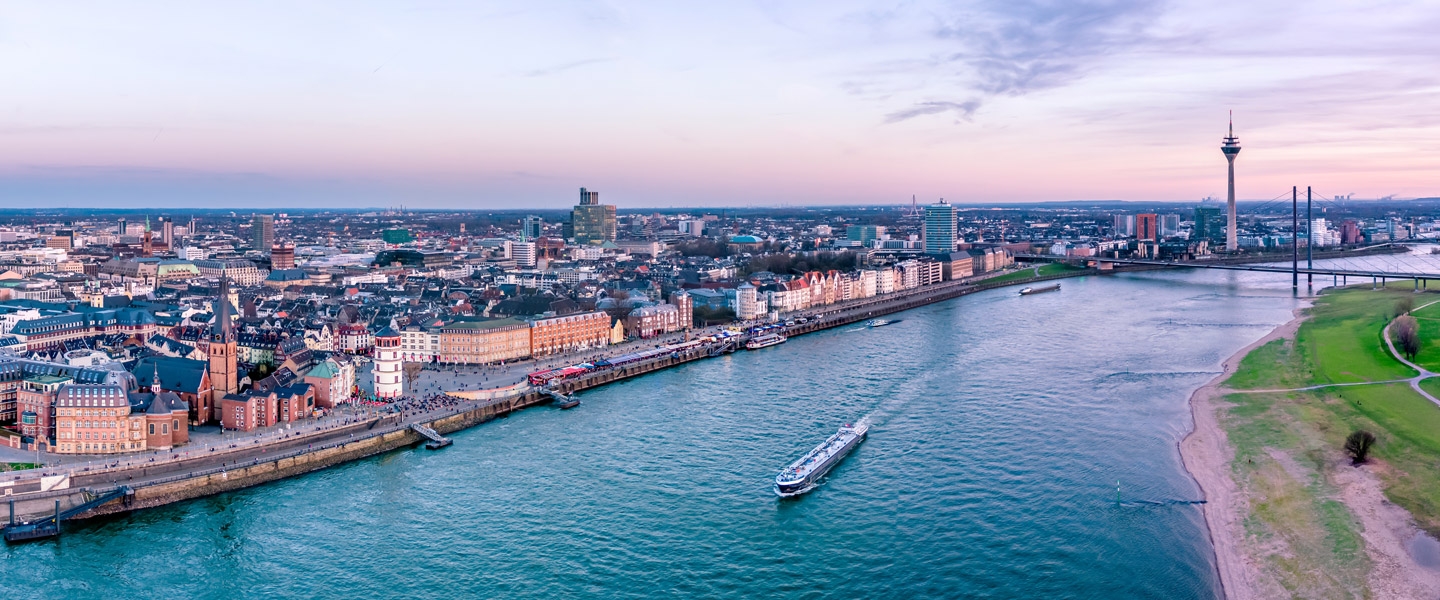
[0,463,38,472]
[980,262,1087,284]
[1218,287,1440,596]
[1227,288,1416,390]
[1405,299,1440,372]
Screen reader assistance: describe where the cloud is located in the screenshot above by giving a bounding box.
[522,58,613,77]
[934,0,1168,97]
[865,0,1172,123]
[884,100,982,124]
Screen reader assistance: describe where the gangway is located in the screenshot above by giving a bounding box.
[707,338,742,357]
[4,485,133,543]
[409,423,452,450]
[541,388,580,409]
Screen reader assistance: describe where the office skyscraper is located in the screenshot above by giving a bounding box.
[846,225,885,246]
[923,199,957,255]
[521,215,543,242]
[1160,214,1180,237]
[1136,214,1158,241]
[571,187,616,245]
[271,242,296,269]
[1221,113,1242,251]
[1194,207,1222,242]
[253,214,275,251]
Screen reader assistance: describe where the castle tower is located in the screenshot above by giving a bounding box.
[372,327,403,399]
[1221,112,1242,252]
[207,277,238,423]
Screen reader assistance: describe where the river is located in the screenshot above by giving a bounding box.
[10,248,1440,599]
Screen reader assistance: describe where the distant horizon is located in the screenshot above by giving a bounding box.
[4,196,1438,215]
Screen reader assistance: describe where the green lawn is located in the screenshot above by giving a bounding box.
[0,463,37,472]
[980,262,1087,284]
[1404,301,1440,372]
[1217,287,1440,595]
[1229,288,1417,390]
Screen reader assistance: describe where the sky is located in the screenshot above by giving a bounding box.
[1,1,1438,209]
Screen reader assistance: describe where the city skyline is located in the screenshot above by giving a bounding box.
[3,1,1439,208]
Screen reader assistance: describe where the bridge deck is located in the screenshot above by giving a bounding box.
[1017,254,1440,281]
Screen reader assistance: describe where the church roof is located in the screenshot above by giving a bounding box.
[212,277,236,343]
[132,356,208,395]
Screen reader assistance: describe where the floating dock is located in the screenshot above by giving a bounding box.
[4,486,132,543]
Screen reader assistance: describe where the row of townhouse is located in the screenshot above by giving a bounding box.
[744,252,1000,318]
[399,310,616,365]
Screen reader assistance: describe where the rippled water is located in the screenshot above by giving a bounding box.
[21,253,1440,599]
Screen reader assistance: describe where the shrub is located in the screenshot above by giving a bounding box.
[1344,430,1377,464]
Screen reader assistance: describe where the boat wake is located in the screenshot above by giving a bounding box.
[855,365,950,430]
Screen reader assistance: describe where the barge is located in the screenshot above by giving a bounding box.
[774,423,868,497]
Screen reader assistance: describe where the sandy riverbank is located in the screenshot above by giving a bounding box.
[1180,306,1308,599]
[1180,299,1440,599]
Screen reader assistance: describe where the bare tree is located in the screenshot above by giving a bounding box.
[1344,430,1376,464]
[1396,296,1415,318]
[1394,315,1422,359]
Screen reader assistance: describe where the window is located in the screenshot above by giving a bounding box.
[148,423,155,435]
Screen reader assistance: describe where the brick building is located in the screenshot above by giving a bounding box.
[438,318,531,365]
[528,311,611,356]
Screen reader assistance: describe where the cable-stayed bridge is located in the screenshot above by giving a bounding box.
[1017,243,1440,289]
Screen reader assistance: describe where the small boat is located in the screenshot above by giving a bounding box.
[746,333,787,350]
[866,319,900,327]
[555,397,581,409]
[775,422,869,497]
[1019,284,1060,295]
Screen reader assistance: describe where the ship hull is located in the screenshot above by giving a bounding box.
[774,428,867,497]
[746,335,787,350]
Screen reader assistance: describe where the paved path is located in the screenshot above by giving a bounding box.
[1232,379,1418,394]
[1381,298,1440,405]
[1229,296,1440,406]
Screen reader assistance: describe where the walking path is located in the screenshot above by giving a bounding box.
[1225,297,1440,405]
[1380,297,1440,405]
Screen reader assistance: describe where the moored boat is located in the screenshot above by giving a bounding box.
[746,333,787,350]
[774,422,869,497]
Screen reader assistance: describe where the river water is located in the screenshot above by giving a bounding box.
[10,249,1440,599]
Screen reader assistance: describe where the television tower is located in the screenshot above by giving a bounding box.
[1221,111,1242,251]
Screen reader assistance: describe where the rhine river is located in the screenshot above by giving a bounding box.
[10,249,1440,599]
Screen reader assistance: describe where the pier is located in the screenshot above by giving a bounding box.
[4,486,132,543]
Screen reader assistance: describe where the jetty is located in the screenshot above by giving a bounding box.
[4,486,132,543]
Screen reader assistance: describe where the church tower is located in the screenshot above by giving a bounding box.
[208,276,238,423]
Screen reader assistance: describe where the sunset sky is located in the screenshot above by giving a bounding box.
[2,1,1437,208]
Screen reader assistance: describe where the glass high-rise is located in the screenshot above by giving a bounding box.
[521,215,543,242]
[571,187,616,246]
[924,200,957,255]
